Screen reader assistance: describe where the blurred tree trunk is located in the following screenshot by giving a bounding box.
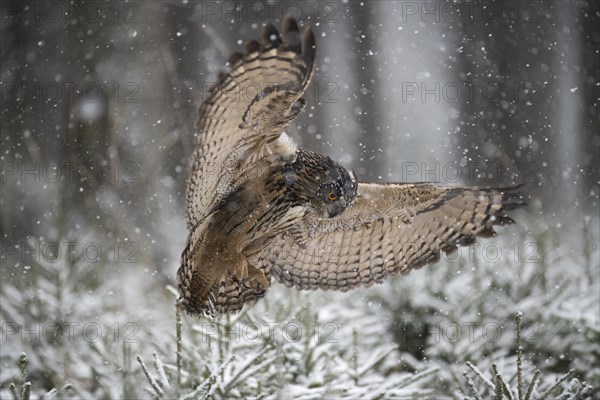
[1,12,31,241]
[451,2,549,183]
[578,0,600,205]
[349,1,386,180]
[450,1,597,211]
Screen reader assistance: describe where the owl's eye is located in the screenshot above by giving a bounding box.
[327,190,338,201]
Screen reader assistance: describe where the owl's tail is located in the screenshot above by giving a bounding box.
[177,243,216,317]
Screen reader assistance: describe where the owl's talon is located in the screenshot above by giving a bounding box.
[226,252,248,281]
[247,265,270,289]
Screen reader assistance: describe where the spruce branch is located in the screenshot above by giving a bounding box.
[466,361,495,390]
[492,364,514,400]
[524,370,541,400]
[515,311,524,400]
[538,369,575,400]
[136,354,164,398]
[176,300,183,398]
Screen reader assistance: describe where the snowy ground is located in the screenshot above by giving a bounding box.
[1,214,598,398]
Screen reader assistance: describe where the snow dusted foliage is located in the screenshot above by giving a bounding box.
[136,290,439,399]
[360,220,600,398]
[1,219,598,398]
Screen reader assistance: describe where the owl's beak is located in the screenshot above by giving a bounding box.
[326,200,347,218]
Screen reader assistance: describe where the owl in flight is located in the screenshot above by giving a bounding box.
[178,17,524,317]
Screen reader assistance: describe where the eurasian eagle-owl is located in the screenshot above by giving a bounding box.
[178,17,525,317]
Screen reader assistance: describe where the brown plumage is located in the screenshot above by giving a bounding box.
[178,18,525,317]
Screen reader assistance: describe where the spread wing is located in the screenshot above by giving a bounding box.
[249,183,525,290]
[185,17,316,228]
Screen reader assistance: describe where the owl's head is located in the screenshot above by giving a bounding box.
[314,161,358,218]
[285,150,358,218]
